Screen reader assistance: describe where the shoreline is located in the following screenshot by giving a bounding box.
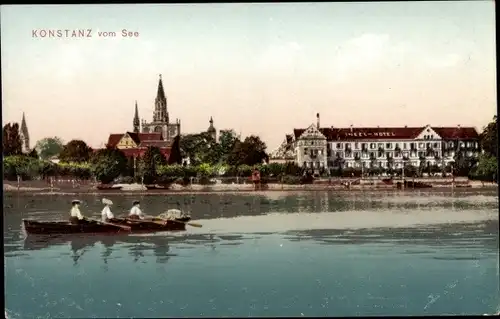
[4,181,498,195]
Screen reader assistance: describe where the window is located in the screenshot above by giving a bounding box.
[378,143,383,148]
[336,143,342,149]
[362,152,368,158]
[328,161,333,167]
[386,143,391,149]
[304,148,308,153]
[311,141,314,145]
[370,143,376,149]
[318,150,322,155]
[355,142,359,149]
[403,143,408,149]
[433,142,438,148]
[418,143,424,149]
[448,142,453,147]
[361,143,367,149]
[426,142,431,148]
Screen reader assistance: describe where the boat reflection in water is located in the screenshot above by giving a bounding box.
[23,234,178,266]
[22,232,226,267]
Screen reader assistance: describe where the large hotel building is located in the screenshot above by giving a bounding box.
[270,113,480,171]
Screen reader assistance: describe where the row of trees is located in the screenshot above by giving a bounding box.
[3,116,498,183]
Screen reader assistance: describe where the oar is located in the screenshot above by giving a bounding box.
[152,215,203,228]
[86,218,131,232]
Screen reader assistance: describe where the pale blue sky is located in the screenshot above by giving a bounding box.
[1,2,496,149]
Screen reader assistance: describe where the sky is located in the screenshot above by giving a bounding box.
[1,2,497,150]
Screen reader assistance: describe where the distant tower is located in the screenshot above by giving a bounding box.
[133,101,140,133]
[20,112,30,153]
[207,116,216,141]
[141,74,181,142]
[154,74,168,123]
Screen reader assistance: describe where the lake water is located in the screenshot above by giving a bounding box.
[4,190,499,318]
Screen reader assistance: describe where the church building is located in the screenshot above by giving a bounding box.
[135,74,181,143]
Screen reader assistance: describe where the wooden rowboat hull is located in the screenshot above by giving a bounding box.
[22,217,190,235]
[22,219,127,235]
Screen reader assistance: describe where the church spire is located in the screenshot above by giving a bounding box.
[133,101,140,133]
[153,73,168,122]
[156,74,166,102]
[20,112,30,153]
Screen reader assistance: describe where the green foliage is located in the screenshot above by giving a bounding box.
[90,148,128,183]
[471,153,497,182]
[28,148,39,159]
[3,123,22,156]
[168,135,183,165]
[3,155,42,181]
[59,140,93,163]
[228,135,268,166]
[479,115,497,158]
[141,146,167,184]
[179,132,219,165]
[35,137,64,160]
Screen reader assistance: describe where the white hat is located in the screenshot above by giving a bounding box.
[102,198,113,205]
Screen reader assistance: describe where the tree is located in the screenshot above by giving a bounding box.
[28,148,39,159]
[141,146,167,184]
[179,132,219,165]
[218,130,239,162]
[2,123,22,156]
[479,115,497,158]
[59,140,93,163]
[168,135,182,165]
[90,148,128,183]
[227,135,268,166]
[35,137,64,160]
[472,153,497,182]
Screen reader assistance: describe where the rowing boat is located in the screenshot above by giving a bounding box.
[22,219,128,235]
[22,216,191,235]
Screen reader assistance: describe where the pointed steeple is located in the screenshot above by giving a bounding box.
[20,112,30,153]
[133,101,140,133]
[156,74,166,101]
[153,74,168,122]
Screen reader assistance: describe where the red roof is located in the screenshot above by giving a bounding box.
[106,132,164,148]
[293,126,479,141]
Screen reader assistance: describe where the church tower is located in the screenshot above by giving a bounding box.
[133,101,140,133]
[154,74,168,123]
[207,116,216,141]
[20,112,30,153]
[141,74,181,142]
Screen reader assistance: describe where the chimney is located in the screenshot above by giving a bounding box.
[350,124,353,132]
[457,124,461,129]
[404,125,407,128]
[316,113,320,129]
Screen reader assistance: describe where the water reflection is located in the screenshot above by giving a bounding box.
[19,232,246,266]
[284,220,499,254]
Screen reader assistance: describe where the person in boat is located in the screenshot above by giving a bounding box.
[128,200,145,220]
[69,200,86,224]
[101,198,115,222]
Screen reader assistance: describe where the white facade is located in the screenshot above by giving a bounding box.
[293,124,480,171]
[295,124,328,170]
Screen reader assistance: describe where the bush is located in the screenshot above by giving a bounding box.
[282,175,301,184]
[3,156,43,181]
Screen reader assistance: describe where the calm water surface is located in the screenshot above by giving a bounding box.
[4,190,499,318]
